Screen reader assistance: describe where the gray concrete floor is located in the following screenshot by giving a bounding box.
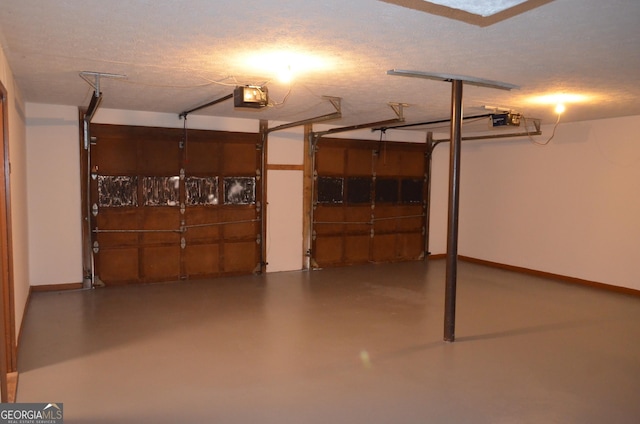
[16,260,640,423]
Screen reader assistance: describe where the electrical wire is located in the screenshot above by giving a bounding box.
[525,113,561,146]
[268,82,295,108]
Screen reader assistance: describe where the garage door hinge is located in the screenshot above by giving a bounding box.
[92,241,99,253]
[181,237,186,249]
[92,203,99,217]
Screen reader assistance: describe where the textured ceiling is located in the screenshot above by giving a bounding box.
[0,0,639,130]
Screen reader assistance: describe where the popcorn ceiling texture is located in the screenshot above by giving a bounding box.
[0,0,638,127]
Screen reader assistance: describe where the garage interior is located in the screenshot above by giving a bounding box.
[0,0,639,422]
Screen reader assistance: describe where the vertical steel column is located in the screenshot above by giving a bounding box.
[424,132,434,259]
[444,80,463,342]
[259,120,269,273]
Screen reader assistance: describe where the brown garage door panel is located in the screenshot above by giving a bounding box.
[91,137,138,175]
[373,206,400,232]
[375,150,403,176]
[398,233,424,259]
[89,124,263,284]
[374,205,424,233]
[371,233,423,262]
[375,149,425,177]
[315,146,346,174]
[185,208,221,242]
[142,246,181,281]
[344,235,370,264]
[185,243,220,277]
[141,208,181,245]
[346,148,374,175]
[222,143,259,174]
[397,205,424,231]
[184,142,222,174]
[315,207,366,236]
[314,206,344,222]
[220,208,258,239]
[314,236,344,266]
[96,248,139,283]
[137,139,181,174]
[371,234,397,262]
[345,206,371,225]
[95,209,140,247]
[223,241,259,273]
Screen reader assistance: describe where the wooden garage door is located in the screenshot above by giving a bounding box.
[312,138,428,267]
[89,124,262,285]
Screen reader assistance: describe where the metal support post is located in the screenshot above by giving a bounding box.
[444,79,463,342]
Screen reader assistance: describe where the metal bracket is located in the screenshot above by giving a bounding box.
[322,96,342,114]
[79,71,127,93]
[92,203,99,217]
[181,237,186,249]
[388,102,409,120]
[92,241,99,254]
[532,118,541,132]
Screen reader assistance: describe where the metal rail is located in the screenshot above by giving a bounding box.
[313,214,425,226]
[93,218,261,234]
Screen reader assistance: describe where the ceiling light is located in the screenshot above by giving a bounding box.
[529,93,589,105]
[424,0,529,17]
[527,92,591,114]
[238,50,334,84]
[278,65,293,84]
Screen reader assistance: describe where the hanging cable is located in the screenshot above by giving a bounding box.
[525,114,561,146]
[379,128,388,165]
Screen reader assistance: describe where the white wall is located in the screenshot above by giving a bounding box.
[25,103,83,286]
[265,128,304,272]
[91,108,260,133]
[0,47,29,338]
[445,115,640,291]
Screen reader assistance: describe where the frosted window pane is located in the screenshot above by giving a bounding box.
[98,176,138,207]
[143,176,180,206]
[223,177,256,205]
[186,176,219,206]
[317,176,344,204]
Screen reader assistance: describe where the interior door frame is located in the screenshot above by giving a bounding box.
[0,80,17,402]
